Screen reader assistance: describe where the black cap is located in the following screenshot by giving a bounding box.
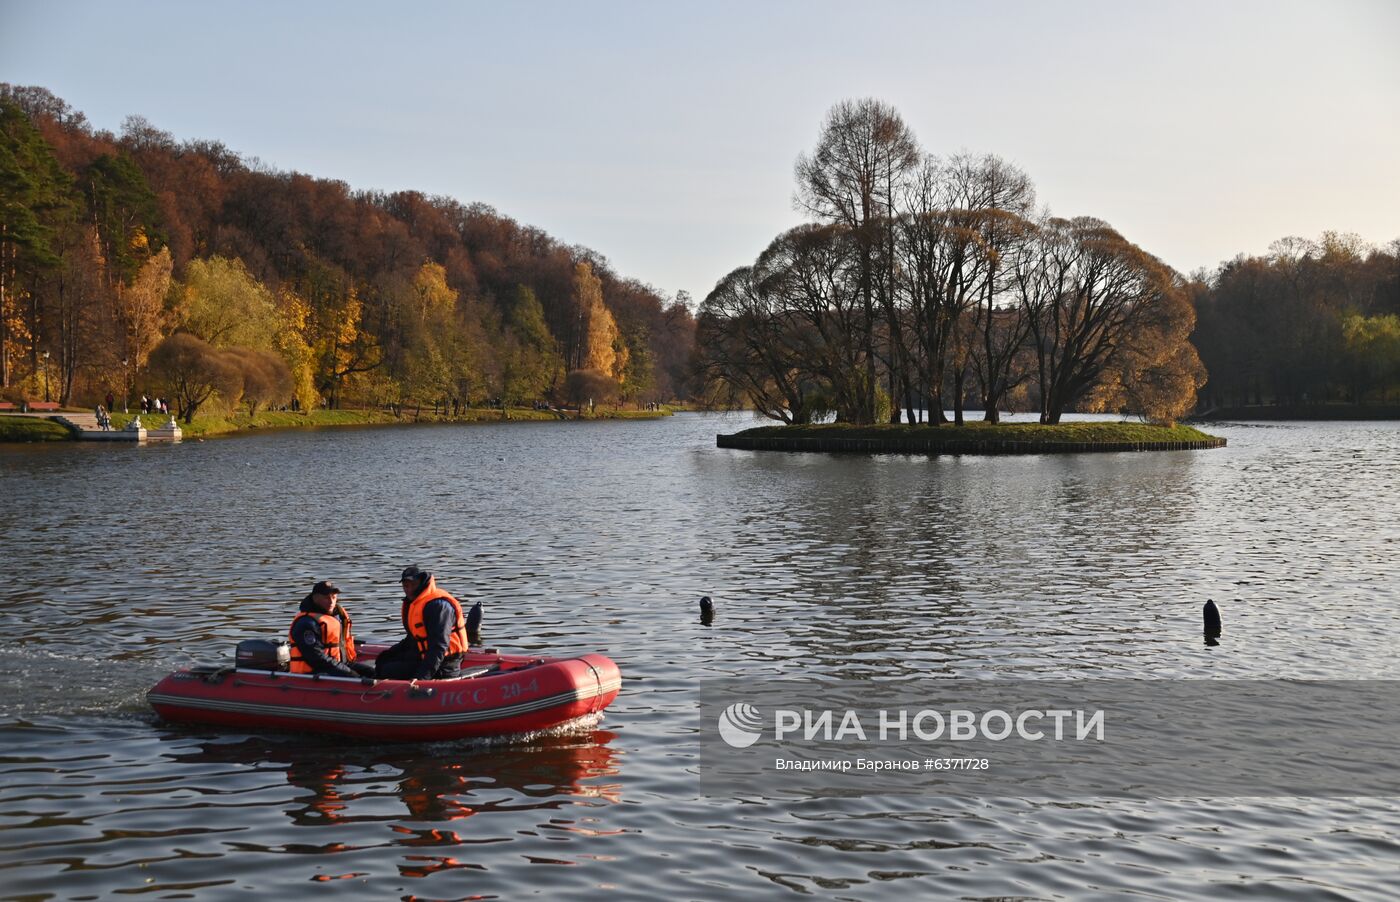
[400,565,425,582]
[311,580,339,596]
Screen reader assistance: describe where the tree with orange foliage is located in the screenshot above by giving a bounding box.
[571,261,628,397]
[1081,279,1207,425]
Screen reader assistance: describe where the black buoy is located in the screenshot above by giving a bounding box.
[699,595,714,626]
[467,600,483,645]
[1203,599,1222,637]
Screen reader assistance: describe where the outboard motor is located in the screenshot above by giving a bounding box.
[466,600,483,645]
[236,638,290,671]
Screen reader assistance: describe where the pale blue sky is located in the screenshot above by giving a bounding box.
[3,0,1397,302]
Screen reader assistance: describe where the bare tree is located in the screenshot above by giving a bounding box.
[953,155,1036,424]
[895,158,992,423]
[796,99,919,423]
[697,265,827,424]
[757,224,865,420]
[703,100,1210,428]
[1024,218,1179,423]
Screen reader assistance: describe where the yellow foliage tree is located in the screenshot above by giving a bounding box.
[174,256,280,351]
[122,246,172,370]
[316,286,381,407]
[413,260,457,317]
[402,261,460,402]
[276,287,319,410]
[574,261,628,381]
[1342,313,1400,402]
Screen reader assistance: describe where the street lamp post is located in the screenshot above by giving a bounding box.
[42,350,50,403]
[122,357,129,412]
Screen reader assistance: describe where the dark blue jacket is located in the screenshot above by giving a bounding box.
[412,597,462,679]
[377,596,464,680]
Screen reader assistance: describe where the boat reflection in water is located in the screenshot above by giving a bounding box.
[169,727,622,869]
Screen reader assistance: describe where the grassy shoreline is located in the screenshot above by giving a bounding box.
[0,416,75,442]
[732,421,1220,444]
[123,406,679,438]
[720,421,1226,455]
[1,406,680,443]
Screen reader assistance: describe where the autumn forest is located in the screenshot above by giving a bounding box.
[0,85,696,421]
[2,86,1397,426]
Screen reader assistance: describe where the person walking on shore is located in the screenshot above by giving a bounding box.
[373,566,470,681]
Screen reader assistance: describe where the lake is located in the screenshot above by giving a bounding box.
[1,413,1397,899]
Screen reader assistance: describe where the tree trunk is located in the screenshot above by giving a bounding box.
[953,365,966,425]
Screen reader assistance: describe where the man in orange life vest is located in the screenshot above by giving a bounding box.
[373,565,470,681]
[289,580,374,678]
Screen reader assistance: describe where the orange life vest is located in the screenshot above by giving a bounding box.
[401,578,469,658]
[288,607,357,674]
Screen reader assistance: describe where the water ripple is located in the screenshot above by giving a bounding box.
[1,415,1398,897]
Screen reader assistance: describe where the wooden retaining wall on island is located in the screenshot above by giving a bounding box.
[716,434,1227,455]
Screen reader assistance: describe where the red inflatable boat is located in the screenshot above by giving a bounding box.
[148,643,621,742]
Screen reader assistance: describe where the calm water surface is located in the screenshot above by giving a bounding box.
[1,413,1397,899]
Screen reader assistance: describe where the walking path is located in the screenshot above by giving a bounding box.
[57,412,103,430]
[57,412,139,441]
[3,410,181,442]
